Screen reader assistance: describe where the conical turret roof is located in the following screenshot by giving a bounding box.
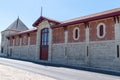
[6,17,29,31]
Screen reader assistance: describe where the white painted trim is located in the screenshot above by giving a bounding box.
[86,27,89,43]
[73,27,80,40]
[20,38,22,46]
[52,42,86,45]
[28,37,30,46]
[48,27,52,62]
[36,20,51,61]
[52,40,115,45]
[90,40,115,43]
[65,30,68,43]
[97,23,106,38]
[115,23,120,41]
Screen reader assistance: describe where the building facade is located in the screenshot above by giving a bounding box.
[1,8,120,71]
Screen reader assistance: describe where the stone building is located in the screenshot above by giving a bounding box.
[1,18,28,55]
[1,8,120,71]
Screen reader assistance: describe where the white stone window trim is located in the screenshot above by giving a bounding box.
[73,27,80,40]
[97,23,106,38]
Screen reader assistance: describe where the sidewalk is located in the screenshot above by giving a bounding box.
[0,64,57,80]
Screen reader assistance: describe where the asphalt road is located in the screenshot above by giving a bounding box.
[0,57,120,80]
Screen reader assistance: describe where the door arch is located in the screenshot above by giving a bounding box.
[40,28,49,60]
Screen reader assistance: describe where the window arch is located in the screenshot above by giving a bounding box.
[97,23,106,38]
[73,27,80,40]
[41,28,49,46]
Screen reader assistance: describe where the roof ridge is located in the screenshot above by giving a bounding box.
[63,7,120,23]
[5,17,29,31]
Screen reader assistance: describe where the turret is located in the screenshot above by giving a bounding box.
[1,18,29,55]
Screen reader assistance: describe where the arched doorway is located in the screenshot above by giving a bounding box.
[40,28,49,60]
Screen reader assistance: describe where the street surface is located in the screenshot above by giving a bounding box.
[0,57,120,80]
[0,64,56,80]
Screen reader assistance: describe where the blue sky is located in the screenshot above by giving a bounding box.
[0,0,120,43]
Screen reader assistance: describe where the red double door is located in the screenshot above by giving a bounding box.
[40,28,49,60]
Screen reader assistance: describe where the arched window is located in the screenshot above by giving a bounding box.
[41,28,49,46]
[73,27,80,40]
[75,29,79,39]
[97,23,106,38]
[99,25,104,36]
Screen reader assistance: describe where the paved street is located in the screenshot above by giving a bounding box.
[0,64,56,80]
[0,57,120,80]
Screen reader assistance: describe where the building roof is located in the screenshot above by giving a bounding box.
[51,8,120,28]
[6,17,29,31]
[33,16,61,27]
[7,28,37,37]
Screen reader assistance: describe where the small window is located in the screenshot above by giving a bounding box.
[97,23,106,38]
[87,46,88,56]
[117,45,119,58]
[75,29,78,39]
[100,25,104,36]
[73,27,80,40]
[1,47,3,53]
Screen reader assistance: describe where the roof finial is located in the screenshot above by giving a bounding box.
[18,16,19,19]
[16,16,19,28]
[17,15,19,21]
[41,6,43,17]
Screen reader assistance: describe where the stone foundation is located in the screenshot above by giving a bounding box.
[51,41,120,70]
[9,45,37,61]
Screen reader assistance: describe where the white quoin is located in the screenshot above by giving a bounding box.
[115,17,120,41]
[65,30,68,44]
[86,26,89,43]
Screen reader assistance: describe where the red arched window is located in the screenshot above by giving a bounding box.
[99,25,104,36]
[41,28,49,46]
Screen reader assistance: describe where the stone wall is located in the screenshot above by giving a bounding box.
[89,41,116,69]
[1,30,21,55]
[67,43,86,66]
[51,43,87,66]
[51,44,67,64]
[51,41,120,70]
[9,45,37,61]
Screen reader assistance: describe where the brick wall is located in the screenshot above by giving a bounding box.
[68,23,86,43]
[14,36,20,46]
[30,32,36,45]
[21,34,28,46]
[52,17,115,44]
[52,27,65,43]
[89,17,115,41]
